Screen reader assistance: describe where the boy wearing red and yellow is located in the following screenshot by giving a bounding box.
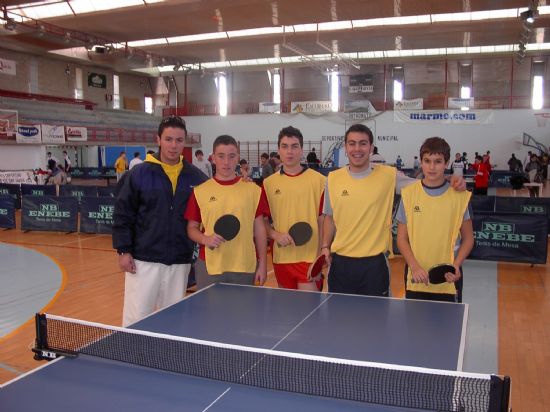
[185,135,269,288]
[396,137,474,302]
[263,126,325,291]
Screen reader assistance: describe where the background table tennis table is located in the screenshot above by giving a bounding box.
[0,283,468,411]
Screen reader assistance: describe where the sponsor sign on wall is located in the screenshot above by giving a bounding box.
[348,74,373,93]
[16,124,41,144]
[394,110,494,125]
[0,171,35,184]
[0,58,16,76]
[258,102,280,113]
[88,72,107,88]
[394,98,424,110]
[291,101,332,114]
[448,97,474,109]
[41,124,66,144]
[66,126,88,142]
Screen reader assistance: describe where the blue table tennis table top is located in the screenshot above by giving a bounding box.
[0,283,468,411]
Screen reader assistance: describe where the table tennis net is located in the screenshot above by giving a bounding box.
[34,313,510,412]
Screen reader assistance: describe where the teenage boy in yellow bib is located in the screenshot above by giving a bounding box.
[263,126,326,291]
[321,124,467,297]
[185,135,269,288]
[396,137,474,302]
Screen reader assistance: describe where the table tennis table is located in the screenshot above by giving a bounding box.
[0,283,506,411]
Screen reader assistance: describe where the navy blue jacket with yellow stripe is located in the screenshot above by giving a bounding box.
[112,155,208,265]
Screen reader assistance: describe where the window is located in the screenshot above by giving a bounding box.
[74,67,83,99]
[113,74,120,109]
[216,73,228,116]
[144,96,153,114]
[330,71,339,112]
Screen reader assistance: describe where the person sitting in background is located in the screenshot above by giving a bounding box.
[525,154,543,197]
[47,164,68,186]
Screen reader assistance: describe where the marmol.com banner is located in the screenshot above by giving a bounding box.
[394,110,494,125]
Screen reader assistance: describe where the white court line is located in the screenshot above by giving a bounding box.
[56,234,106,246]
[201,388,231,412]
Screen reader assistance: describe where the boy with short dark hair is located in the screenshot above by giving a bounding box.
[396,137,474,302]
[263,126,326,291]
[185,135,269,288]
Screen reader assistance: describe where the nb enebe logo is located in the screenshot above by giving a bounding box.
[275,189,281,195]
[209,196,217,202]
[413,205,421,212]
[341,190,349,197]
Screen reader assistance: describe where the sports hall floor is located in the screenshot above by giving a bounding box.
[0,183,549,412]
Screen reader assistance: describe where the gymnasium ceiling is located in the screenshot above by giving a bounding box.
[0,0,549,76]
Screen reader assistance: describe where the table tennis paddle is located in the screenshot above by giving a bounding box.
[428,263,456,284]
[288,221,313,246]
[307,254,326,283]
[214,214,240,241]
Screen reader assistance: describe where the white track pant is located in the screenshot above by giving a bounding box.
[122,260,190,327]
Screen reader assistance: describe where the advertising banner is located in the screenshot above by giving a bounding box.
[21,184,56,197]
[88,72,107,88]
[394,110,494,125]
[291,101,332,114]
[0,183,21,209]
[97,186,117,197]
[258,102,280,113]
[0,58,16,75]
[448,97,474,109]
[21,196,78,233]
[470,195,496,212]
[0,195,16,229]
[394,98,424,110]
[41,124,66,144]
[66,126,88,142]
[16,124,41,144]
[80,197,115,234]
[495,196,550,226]
[0,171,35,184]
[470,212,548,264]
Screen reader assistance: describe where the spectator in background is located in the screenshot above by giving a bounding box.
[62,150,72,173]
[46,152,59,169]
[413,156,420,170]
[306,147,320,169]
[114,151,128,182]
[524,151,533,170]
[129,152,143,170]
[541,153,549,180]
[507,154,522,172]
[194,149,212,178]
[451,152,465,177]
[268,152,279,172]
[370,146,386,164]
[261,152,274,179]
[482,154,492,174]
[472,155,490,195]
[461,152,468,165]
[395,155,403,169]
[239,158,250,180]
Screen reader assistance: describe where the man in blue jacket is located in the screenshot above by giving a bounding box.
[113,115,207,326]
